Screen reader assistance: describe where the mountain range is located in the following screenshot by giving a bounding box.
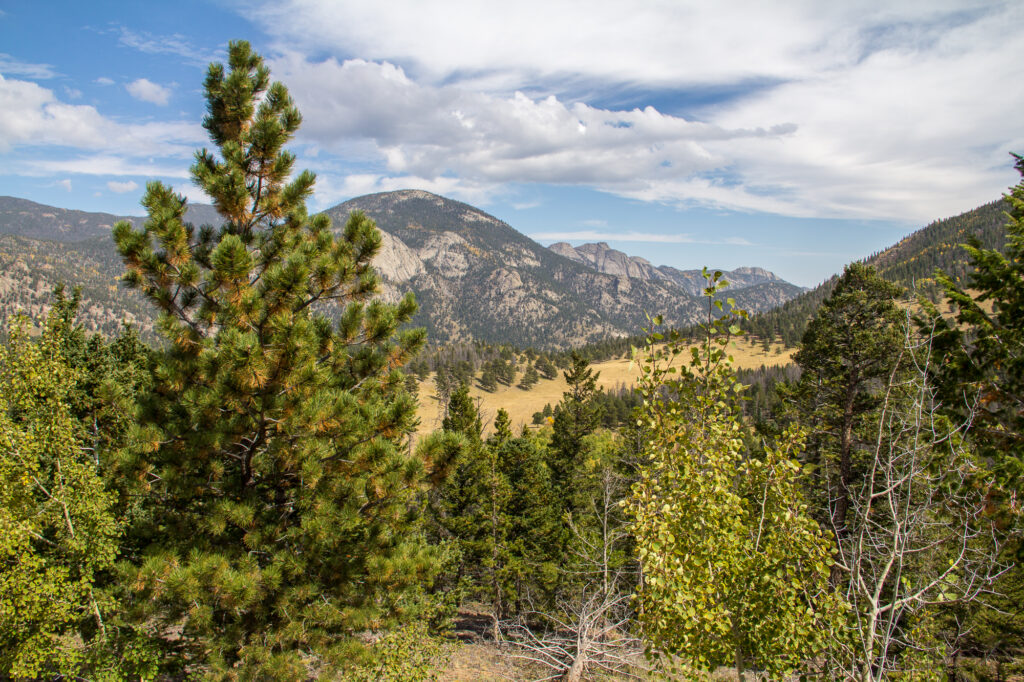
[0,191,804,348]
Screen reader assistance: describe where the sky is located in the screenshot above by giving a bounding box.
[2,1,1023,287]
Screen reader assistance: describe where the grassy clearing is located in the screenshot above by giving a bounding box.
[414,336,795,436]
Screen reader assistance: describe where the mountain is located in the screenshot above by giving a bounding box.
[0,191,804,347]
[742,199,1011,346]
[549,241,793,296]
[324,190,804,347]
[0,198,234,337]
[0,196,222,242]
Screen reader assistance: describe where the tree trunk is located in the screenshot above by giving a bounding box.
[564,650,587,682]
[732,616,748,682]
[831,387,856,587]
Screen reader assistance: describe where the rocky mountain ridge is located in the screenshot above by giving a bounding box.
[325,191,805,347]
[0,191,805,347]
[548,241,791,296]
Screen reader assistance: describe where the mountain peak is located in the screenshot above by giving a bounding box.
[550,241,797,296]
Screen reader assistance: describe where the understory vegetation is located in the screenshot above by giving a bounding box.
[2,42,1022,681]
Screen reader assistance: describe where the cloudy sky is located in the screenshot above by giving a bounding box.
[2,0,1022,286]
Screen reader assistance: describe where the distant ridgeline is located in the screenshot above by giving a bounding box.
[738,199,1010,347]
[0,193,1007,349]
[0,192,804,348]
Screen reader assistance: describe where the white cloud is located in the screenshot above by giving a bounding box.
[95,77,114,86]
[308,171,498,210]
[251,1,1024,223]
[126,78,171,105]
[27,156,191,179]
[63,86,81,99]
[0,53,57,79]
[273,55,794,204]
[0,75,202,159]
[107,180,138,193]
[113,27,221,66]
[252,1,997,89]
[57,179,71,191]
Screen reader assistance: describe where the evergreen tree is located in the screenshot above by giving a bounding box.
[550,351,604,501]
[489,408,513,446]
[478,363,499,392]
[112,41,451,676]
[517,362,539,390]
[920,154,1024,490]
[432,385,510,632]
[790,263,904,567]
[535,354,558,380]
[442,383,482,438]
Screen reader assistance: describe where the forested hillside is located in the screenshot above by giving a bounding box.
[742,199,1010,345]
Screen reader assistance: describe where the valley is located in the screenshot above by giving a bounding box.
[414,334,795,436]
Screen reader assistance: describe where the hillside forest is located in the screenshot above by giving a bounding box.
[2,42,1022,681]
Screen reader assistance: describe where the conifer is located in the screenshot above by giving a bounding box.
[113,40,450,676]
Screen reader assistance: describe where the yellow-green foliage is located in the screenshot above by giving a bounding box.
[0,316,150,679]
[627,272,846,679]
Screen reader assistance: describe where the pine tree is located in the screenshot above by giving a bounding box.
[517,362,539,390]
[921,154,1024,489]
[431,385,511,631]
[790,263,904,572]
[489,408,513,446]
[550,351,604,503]
[113,41,450,676]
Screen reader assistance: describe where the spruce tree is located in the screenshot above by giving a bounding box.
[790,263,904,568]
[921,154,1024,488]
[113,41,450,676]
[550,351,604,505]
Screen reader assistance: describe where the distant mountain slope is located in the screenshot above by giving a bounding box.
[0,191,807,347]
[549,241,797,296]
[743,199,1010,346]
[0,196,222,243]
[0,196,136,242]
[0,198,231,337]
[325,190,803,348]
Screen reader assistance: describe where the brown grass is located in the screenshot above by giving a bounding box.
[415,336,795,437]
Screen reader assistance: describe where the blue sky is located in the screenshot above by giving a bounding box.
[2,1,1022,286]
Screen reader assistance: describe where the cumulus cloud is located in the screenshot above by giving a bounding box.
[253,0,1024,223]
[57,179,71,191]
[126,78,171,105]
[0,75,202,159]
[107,180,138,193]
[95,77,114,86]
[273,55,795,205]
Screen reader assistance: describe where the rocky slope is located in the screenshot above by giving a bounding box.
[549,241,791,296]
[0,192,804,348]
[325,190,804,347]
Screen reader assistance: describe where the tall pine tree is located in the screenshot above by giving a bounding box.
[113,41,452,677]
